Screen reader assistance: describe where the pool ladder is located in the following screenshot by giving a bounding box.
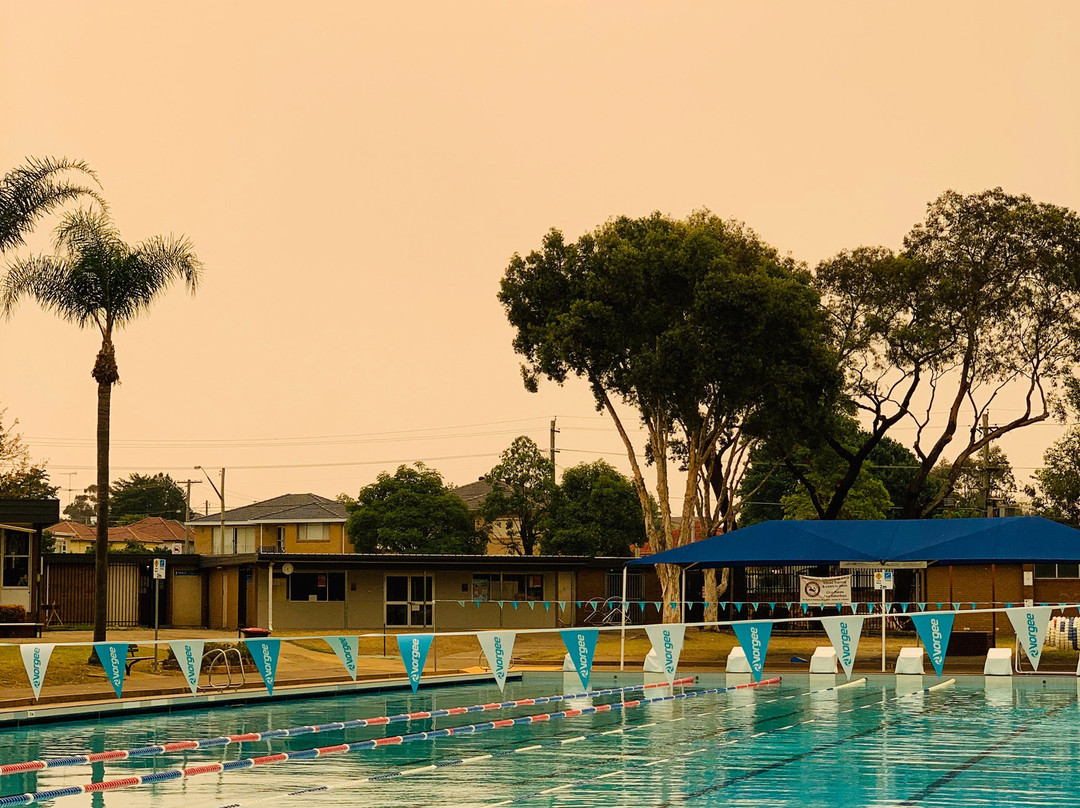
[201,647,247,691]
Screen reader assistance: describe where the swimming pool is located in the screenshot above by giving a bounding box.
[1,672,1077,807]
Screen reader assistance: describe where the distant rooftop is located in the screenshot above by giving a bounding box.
[187,493,347,525]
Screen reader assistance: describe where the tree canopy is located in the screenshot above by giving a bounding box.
[346,463,485,554]
[500,210,841,615]
[1026,430,1080,525]
[0,157,102,253]
[809,189,1080,518]
[0,409,59,499]
[544,460,646,556]
[109,473,188,524]
[480,436,553,556]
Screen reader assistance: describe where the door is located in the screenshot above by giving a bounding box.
[385,574,433,627]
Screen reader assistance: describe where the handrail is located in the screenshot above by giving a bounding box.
[203,648,246,691]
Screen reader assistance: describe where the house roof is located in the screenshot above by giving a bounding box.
[452,480,493,510]
[46,520,97,540]
[626,516,1080,567]
[47,517,187,545]
[187,493,347,526]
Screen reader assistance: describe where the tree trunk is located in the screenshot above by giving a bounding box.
[94,378,110,642]
[656,562,681,623]
[701,568,729,630]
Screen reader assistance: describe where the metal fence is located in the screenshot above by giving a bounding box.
[43,557,151,627]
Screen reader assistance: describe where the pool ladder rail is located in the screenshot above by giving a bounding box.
[203,647,247,691]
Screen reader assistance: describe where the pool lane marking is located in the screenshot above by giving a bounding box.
[0,677,694,778]
[209,678,879,808]
[0,679,780,806]
[494,680,972,807]
[893,697,1077,807]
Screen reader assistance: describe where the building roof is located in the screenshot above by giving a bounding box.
[452,480,494,510]
[47,517,187,546]
[627,516,1080,567]
[187,493,347,526]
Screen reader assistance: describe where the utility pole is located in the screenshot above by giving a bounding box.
[196,466,226,552]
[549,418,559,481]
[982,412,993,518]
[175,479,202,553]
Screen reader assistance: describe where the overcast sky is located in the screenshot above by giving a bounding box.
[2,2,1078,512]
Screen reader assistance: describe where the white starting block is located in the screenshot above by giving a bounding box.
[643,648,664,673]
[809,646,838,674]
[983,647,1012,676]
[726,646,751,673]
[562,653,575,671]
[895,647,925,675]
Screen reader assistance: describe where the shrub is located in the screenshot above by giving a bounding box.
[0,604,27,623]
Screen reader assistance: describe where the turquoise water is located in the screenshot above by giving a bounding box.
[1,672,1078,807]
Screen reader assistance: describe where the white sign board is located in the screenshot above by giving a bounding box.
[873,570,894,590]
[153,558,166,580]
[799,574,853,605]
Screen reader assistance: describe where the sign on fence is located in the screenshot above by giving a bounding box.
[799,574,852,605]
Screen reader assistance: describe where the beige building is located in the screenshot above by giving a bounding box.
[187,493,349,555]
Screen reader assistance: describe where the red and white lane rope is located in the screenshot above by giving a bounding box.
[0,678,780,806]
[0,676,693,778]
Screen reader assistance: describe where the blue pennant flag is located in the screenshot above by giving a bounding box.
[750,602,759,611]
[576,601,583,608]
[396,634,434,693]
[94,643,128,698]
[935,603,943,610]
[511,601,519,610]
[475,600,481,608]
[654,601,663,611]
[835,602,843,611]
[952,602,961,611]
[900,603,909,613]
[1005,602,1014,608]
[768,602,776,610]
[802,603,810,614]
[638,601,646,610]
[731,621,773,683]
[732,602,743,613]
[910,612,954,677]
[543,601,551,611]
[457,600,464,607]
[969,602,977,610]
[527,601,535,610]
[718,602,727,610]
[918,602,927,611]
[703,602,711,609]
[669,602,678,611]
[244,638,281,695]
[560,628,599,690]
[867,603,875,613]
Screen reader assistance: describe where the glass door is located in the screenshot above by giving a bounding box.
[385,574,433,627]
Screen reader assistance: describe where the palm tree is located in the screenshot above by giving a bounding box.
[2,209,201,642]
[0,157,103,253]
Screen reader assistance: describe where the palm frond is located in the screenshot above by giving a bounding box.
[0,157,105,252]
[109,234,202,327]
[0,254,102,329]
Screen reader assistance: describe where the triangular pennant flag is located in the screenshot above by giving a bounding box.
[168,640,205,695]
[733,602,743,613]
[918,602,927,611]
[820,616,865,680]
[969,602,977,610]
[802,603,810,614]
[910,612,954,677]
[325,636,359,681]
[935,603,943,610]
[576,601,583,608]
[669,602,678,611]
[94,643,128,698]
[543,601,551,611]
[511,601,519,610]
[644,624,686,687]
[527,601,534,610]
[396,634,435,693]
[638,601,646,610]
[1006,606,1053,671]
[835,602,843,611]
[477,631,516,692]
[560,629,599,690]
[457,600,464,607]
[20,644,54,700]
[1005,602,1013,608]
[900,603,909,613]
[768,602,776,610]
[244,639,281,695]
[750,602,759,611]
[952,602,961,611]
[718,602,727,611]
[703,602,711,610]
[731,621,773,683]
[867,603,875,613]
[654,601,663,611]
[475,601,481,608]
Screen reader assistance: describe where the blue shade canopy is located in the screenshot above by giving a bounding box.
[626,517,1080,567]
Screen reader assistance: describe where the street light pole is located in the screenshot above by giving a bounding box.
[195,466,226,553]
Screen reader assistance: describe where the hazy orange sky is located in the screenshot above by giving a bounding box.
[2,2,1079,512]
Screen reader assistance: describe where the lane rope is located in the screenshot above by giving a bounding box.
[207,676,875,808]
[0,676,693,777]
[0,678,780,806]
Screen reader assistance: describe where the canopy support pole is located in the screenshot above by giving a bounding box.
[619,566,627,671]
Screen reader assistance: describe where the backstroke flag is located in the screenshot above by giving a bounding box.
[397,634,435,693]
[477,631,516,692]
[94,642,129,698]
[244,638,282,695]
[1006,606,1053,670]
[820,616,864,679]
[732,620,773,683]
[325,636,360,681]
[644,624,685,687]
[560,628,599,690]
[169,640,205,695]
[20,643,54,700]
[909,612,954,677]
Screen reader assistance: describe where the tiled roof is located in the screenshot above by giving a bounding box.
[187,493,347,525]
[47,518,187,545]
[45,520,96,540]
[123,516,186,542]
[452,480,494,510]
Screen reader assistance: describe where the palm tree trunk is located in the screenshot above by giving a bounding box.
[94,377,110,642]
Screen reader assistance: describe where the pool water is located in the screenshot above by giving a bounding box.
[1,672,1078,807]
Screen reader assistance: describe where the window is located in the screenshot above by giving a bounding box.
[1,530,30,588]
[287,572,345,601]
[1034,564,1080,579]
[297,523,329,542]
[472,573,543,601]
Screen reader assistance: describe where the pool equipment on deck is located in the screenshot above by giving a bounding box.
[895,647,925,675]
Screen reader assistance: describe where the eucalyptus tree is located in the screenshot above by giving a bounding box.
[0,157,102,253]
[480,436,553,556]
[1,209,200,641]
[811,189,1080,518]
[500,211,841,619]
